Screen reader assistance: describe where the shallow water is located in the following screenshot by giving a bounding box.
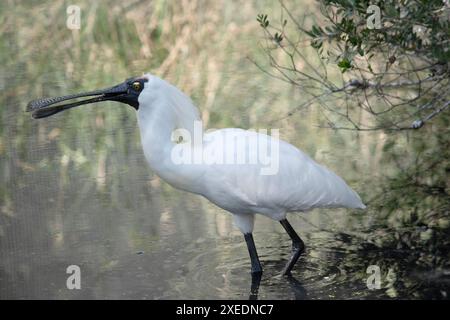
[0,133,447,299]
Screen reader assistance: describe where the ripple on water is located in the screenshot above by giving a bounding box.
[160,230,386,299]
[155,225,448,299]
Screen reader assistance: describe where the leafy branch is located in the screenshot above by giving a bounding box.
[254,0,450,131]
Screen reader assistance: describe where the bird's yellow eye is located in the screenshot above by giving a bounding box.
[132,81,141,91]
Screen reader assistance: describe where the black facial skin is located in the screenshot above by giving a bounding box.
[26,77,148,119]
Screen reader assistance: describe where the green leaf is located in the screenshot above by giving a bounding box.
[358,46,364,56]
[338,58,352,72]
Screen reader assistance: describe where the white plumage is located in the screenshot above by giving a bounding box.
[28,72,365,276]
[137,74,365,236]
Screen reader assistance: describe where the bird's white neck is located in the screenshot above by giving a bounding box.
[136,76,203,191]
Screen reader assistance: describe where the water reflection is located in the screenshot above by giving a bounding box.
[0,174,448,299]
[249,274,306,300]
[287,276,308,300]
[0,124,447,299]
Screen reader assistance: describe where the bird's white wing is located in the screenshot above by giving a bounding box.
[200,128,365,216]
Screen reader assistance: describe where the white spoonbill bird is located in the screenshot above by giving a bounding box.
[27,74,366,276]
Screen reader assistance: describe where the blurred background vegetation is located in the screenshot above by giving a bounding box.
[0,0,448,299]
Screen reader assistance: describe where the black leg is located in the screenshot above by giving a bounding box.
[244,233,263,275]
[280,219,305,275]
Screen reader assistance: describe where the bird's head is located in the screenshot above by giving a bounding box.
[27,75,150,119]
